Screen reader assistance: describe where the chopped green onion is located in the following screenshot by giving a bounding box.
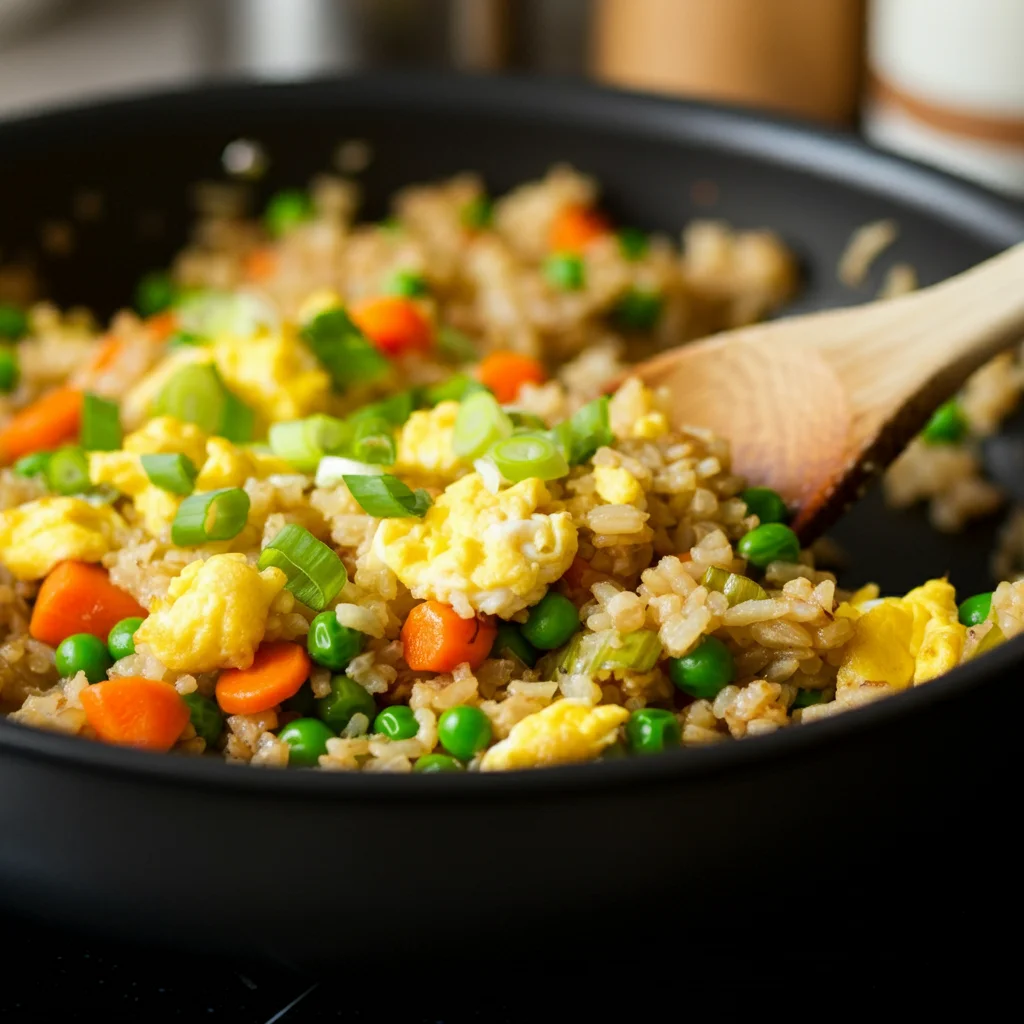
[508,411,548,431]
[221,389,254,443]
[701,566,768,606]
[168,330,209,348]
[269,415,350,472]
[0,346,19,393]
[544,253,585,291]
[351,416,397,465]
[350,391,417,426]
[80,393,122,451]
[423,374,486,405]
[560,629,662,677]
[436,326,479,364]
[617,228,649,261]
[611,288,663,331]
[135,271,178,317]
[0,302,28,342]
[452,390,513,460]
[153,362,227,435]
[301,307,390,391]
[385,269,428,297]
[140,453,198,496]
[489,432,569,482]
[552,396,613,465]
[461,195,493,230]
[259,523,347,611]
[176,290,277,340]
[12,450,51,478]
[315,456,385,488]
[46,445,91,495]
[343,474,431,518]
[264,189,314,238]
[171,488,250,545]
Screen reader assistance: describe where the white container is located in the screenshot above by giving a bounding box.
[864,0,1024,196]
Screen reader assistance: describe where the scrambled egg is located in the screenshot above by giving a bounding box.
[836,578,965,691]
[374,473,578,618]
[593,466,643,505]
[395,400,463,478]
[608,378,669,440]
[480,699,629,770]
[0,497,127,580]
[134,553,286,672]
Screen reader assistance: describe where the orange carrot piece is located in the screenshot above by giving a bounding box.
[215,641,311,715]
[29,561,147,648]
[400,600,496,673]
[548,204,609,253]
[81,677,190,752]
[350,296,432,356]
[243,246,278,283]
[477,350,547,403]
[146,310,178,343]
[0,386,82,463]
[85,335,124,375]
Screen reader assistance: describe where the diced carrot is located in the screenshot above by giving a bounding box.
[548,204,609,253]
[146,311,178,343]
[215,641,311,715]
[29,561,148,648]
[85,335,124,374]
[476,350,548,403]
[81,677,190,752]
[243,246,278,283]
[350,296,432,356]
[0,386,82,463]
[400,600,496,673]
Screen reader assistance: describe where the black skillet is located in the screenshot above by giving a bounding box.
[1,75,1022,965]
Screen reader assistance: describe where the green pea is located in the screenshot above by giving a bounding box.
[181,692,224,747]
[385,268,428,298]
[921,399,968,445]
[437,705,492,761]
[413,753,463,773]
[461,195,493,230]
[544,252,585,291]
[282,681,316,717]
[625,708,680,755]
[792,688,827,709]
[306,611,365,671]
[521,592,579,651]
[958,591,993,627]
[135,271,178,317]
[611,289,663,331]
[737,522,801,568]
[12,451,51,478]
[740,487,789,525]
[667,636,735,700]
[314,674,376,733]
[279,718,335,767]
[264,189,314,238]
[0,302,28,342]
[617,228,649,261]
[0,347,19,393]
[374,705,419,740]
[55,633,112,684]
[490,621,538,668]
[107,616,144,661]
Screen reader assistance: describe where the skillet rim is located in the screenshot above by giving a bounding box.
[1,70,1023,800]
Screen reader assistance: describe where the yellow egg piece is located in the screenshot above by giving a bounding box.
[124,416,209,466]
[632,412,669,440]
[480,700,629,770]
[195,437,290,492]
[395,400,463,478]
[593,465,643,505]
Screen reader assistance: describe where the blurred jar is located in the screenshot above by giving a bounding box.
[592,0,865,126]
[864,0,1024,197]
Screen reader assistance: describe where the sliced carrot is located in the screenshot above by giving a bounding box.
[350,296,432,356]
[0,385,82,463]
[548,204,609,254]
[29,561,148,648]
[243,246,278,283]
[81,677,190,752]
[146,310,178,343]
[477,350,547,403]
[85,335,124,374]
[215,641,311,715]
[401,600,496,673]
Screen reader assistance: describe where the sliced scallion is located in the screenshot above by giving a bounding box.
[423,374,485,405]
[349,390,417,426]
[560,629,662,677]
[152,363,227,435]
[46,445,91,495]
[701,566,768,606]
[176,289,277,340]
[171,487,250,545]
[508,411,548,431]
[220,389,255,444]
[350,416,396,466]
[343,474,431,518]
[552,396,613,465]
[489,432,569,482]
[452,390,512,460]
[80,393,122,451]
[140,453,198,496]
[258,523,347,611]
[314,456,385,488]
[269,415,350,472]
[301,307,390,391]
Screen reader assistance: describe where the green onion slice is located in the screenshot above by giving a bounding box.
[701,566,768,606]
[423,374,486,405]
[553,396,613,466]
[176,289,277,339]
[258,523,347,611]
[351,416,397,466]
[343,474,431,518]
[12,450,52,478]
[171,487,250,545]
[489,432,569,482]
[452,390,512,460]
[80,393,122,451]
[221,389,255,444]
[508,411,548,431]
[140,453,198,496]
[314,456,385,488]
[300,307,390,391]
[560,629,662,677]
[349,391,417,426]
[46,445,91,495]
[153,363,227,435]
[385,269,428,297]
[269,415,350,472]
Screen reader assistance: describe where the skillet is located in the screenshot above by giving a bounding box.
[1,73,1022,964]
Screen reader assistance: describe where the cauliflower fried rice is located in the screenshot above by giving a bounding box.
[1,165,1020,773]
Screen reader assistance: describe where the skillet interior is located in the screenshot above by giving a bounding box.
[0,74,1022,961]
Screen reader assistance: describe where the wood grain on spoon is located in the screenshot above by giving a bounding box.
[623,241,1024,540]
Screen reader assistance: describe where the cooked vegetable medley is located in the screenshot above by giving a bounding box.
[1,165,1020,772]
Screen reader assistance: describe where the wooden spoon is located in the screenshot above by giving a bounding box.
[623,241,1024,540]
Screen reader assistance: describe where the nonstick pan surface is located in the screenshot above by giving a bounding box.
[1,74,1022,964]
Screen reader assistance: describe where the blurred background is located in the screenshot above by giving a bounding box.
[0,0,1022,193]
